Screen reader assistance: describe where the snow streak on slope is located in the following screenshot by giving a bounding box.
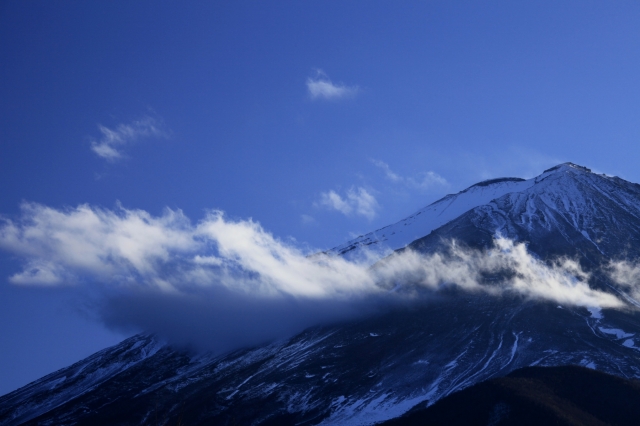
[4,294,640,426]
[0,334,163,425]
[453,163,640,264]
[328,178,533,263]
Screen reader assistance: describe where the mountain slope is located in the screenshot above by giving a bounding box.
[6,295,639,426]
[328,177,532,263]
[410,163,640,262]
[2,163,640,426]
[381,365,640,426]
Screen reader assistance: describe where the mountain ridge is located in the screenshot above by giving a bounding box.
[328,162,610,265]
[3,162,640,425]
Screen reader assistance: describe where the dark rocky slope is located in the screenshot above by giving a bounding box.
[382,365,640,426]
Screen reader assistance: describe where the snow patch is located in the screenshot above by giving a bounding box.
[506,333,520,366]
[580,359,596,369]
[599,327,634,339]
[587,307,603,319]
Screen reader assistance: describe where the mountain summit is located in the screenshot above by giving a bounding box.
[2,163,640,425]
[332,162,640,266]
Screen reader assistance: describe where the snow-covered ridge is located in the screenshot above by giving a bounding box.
[328,162,633,264]
[477,162,640,261]
[327,176,534,263]
[0,334,163,425]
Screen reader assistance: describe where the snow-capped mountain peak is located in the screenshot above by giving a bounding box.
[330,162,640,265]
[4,162,640,426]
[328,177,533,262]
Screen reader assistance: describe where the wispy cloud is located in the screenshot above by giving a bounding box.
[0,203,372,297]
[318,187,379,220]
[0,202,630,351]
[373,238,622,309]
[371,159,403,182]
[0,203,194,288]
[306,70,358,100]
[90,116,168,161]
[0,202,624,308]
[606,261,640,306]
[372,159,448,189]
[300,214,316,225]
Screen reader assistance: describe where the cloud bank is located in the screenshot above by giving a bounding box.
[0,202,631,351]
[307,70,358,100]
[372,239,622,309]
[90,116,168,161]
[318,187,379,220]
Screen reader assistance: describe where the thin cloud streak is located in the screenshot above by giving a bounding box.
[91,116,168,161]
[318,187,379,220]
[306,70,358,100]
[372,159,448,189]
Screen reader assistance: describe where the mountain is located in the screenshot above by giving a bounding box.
[381,365,640,426]
[2,162,640,425]
[327,176,533,263]
[409,163,640,264]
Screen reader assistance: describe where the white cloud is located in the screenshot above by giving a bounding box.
[90,116,168,161]
[0,203,195,287]
[374,238,622,309]
[411,171,448,189]
[0,202,624,309]
[606,261,640,305]
[306,70,358,100]
[9,261,66,285]
[372,159,448,189]
[371,159,402,182]
[319,187,379,220]
[0,203,373,298]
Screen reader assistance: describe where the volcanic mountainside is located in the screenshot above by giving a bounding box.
[2,163,640,425]
[381,365,640,426]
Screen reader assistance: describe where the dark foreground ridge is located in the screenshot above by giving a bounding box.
[382,365,640,426]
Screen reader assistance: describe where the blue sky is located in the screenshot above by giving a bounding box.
[2,1,640,395]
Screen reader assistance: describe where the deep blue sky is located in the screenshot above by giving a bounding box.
[2,1,640,395]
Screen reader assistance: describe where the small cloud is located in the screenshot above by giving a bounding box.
[301,214,316,225]
[606,261,640,303]
[410,171,448,189]
[371,159,402,183]
[9,261,65,285]
[90,116,168,162]
[306,70,358,100]
[318,187,378,220]
[319,191,353,216]
[372,159,448,189]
